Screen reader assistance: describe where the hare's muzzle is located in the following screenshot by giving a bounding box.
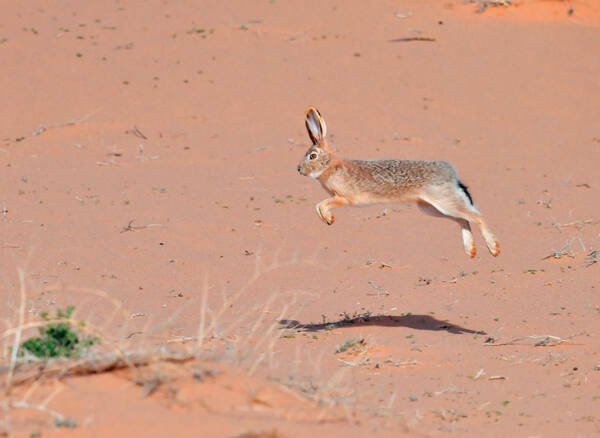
[297,164,311,176]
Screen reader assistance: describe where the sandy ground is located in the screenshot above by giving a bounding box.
[1,0,600,436]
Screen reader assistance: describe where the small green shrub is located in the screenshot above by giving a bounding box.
[20,306,100,359]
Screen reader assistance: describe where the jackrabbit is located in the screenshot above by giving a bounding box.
[297,107,500,258]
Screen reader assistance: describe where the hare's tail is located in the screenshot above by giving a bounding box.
[457,180,474,207]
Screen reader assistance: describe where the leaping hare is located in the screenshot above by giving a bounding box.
[297,107,500,258]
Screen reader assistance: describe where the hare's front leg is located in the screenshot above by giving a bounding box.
[316,196,349,225]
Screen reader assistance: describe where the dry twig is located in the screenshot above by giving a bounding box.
[554,219,599,230]
[5,269,27,393]
[389,37,436,42]
[120,220,164,233]
[542,238,577,260]
[2,349,195,387]
[483,331,586,347]
[32,109,99,137]
[126,125,148,140]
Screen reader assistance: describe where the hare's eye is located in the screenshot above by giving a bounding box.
[309,152,318,160]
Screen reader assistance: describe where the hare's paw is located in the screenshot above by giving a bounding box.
[316,203,335,225]
[462,238,476,258]
[482,229,500,257]
[489,238,500,257]
[461,225,476,258]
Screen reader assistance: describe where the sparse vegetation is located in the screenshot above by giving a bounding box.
[55,418,77,428]
[335,337,366,354]
[468,0,513,14]
[523,268,544,275]
[2,2,599,436]
[19,306,99,359]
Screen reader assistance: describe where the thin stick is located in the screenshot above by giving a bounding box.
[248,301,291,376]
[197,272,209,349]
[5,268,27,393]
[554,219,599,229]
[40,383,64,408]
[20,378,41,403]
[389,37,436,42]
[6,401,65,421]
[132,125,148,140]
[32,108,100,136]
[236,293,278,355]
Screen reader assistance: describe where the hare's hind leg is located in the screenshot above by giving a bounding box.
[475,217,500,257]
[316,196,349,225]
[421,185,500,257]
[454,201,500,257]
[417,201,476,257]
[458,219,476,258]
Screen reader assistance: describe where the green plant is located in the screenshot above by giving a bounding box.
[55,417,77,428]
[20,306,100,359]
[335,337,366,354]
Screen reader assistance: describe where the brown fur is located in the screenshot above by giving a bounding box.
[297,106,500,258]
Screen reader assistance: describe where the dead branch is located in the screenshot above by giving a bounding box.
[2,349,195,387]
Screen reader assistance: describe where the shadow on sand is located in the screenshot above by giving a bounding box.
[280,314,485,335]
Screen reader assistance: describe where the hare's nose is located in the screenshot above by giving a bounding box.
[297,165,302,173]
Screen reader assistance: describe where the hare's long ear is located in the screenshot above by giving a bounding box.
[305,107,327,145]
